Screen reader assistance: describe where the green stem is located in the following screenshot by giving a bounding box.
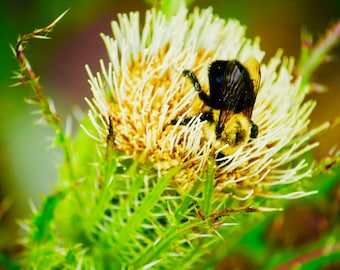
[298,20,340,88]
[13,10,75,181]
[147,0,194,17]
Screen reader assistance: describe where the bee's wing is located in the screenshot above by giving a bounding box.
[242,57,261,118]
[209,60,249,111]
[208,60,229,110]
[216,109,233,136]
[222,58,260,119]
[210,61,247,135]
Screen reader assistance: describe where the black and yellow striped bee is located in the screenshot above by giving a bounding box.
[174,57,261,156]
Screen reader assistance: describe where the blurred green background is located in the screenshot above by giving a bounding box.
[0,0,339,263]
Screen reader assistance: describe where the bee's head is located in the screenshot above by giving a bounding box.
[218,114,257,154]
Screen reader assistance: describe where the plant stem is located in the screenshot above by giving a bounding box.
[12,10,75,181]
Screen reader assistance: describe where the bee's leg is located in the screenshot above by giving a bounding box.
[170,116,195,125]
[200,110,214,122]
[250,121,258,139]
[170,110,213,126]
[183,69,212,105]
[216,152,225,160]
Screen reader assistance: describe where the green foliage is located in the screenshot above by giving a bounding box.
[20,132,215,268]
[31,192,66,243]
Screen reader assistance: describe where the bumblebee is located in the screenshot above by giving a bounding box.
[176,57,261,156]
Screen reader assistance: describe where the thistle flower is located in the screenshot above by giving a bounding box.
[86,5,328,205]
